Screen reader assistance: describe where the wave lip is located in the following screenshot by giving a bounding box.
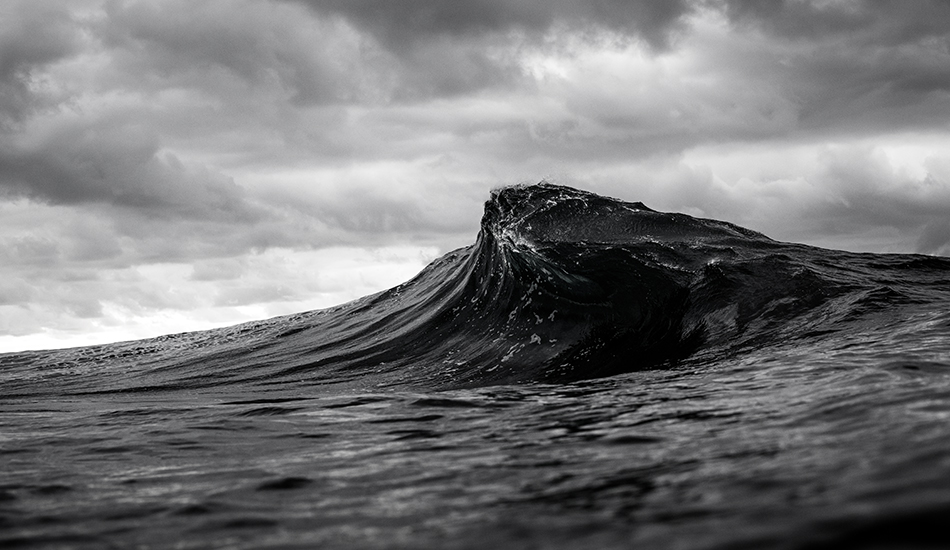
[482,183,767,249]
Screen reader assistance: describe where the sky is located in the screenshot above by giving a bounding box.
[2,0,950,352]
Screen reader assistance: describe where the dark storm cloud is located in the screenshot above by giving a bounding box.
[285,0,697,99]
[722,0,950,44]
[99,0,379,105]
[0,115,258,222]
[0,3,78,80]
[277,0,950,157]
[293,0,695,49]
[718,0,950,134]
[0,2,83,124]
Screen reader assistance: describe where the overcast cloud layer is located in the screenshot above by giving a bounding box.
[2,0,949,351]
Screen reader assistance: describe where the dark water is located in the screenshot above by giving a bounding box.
[3,183,950,549]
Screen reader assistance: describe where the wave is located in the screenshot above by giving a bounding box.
[4,183,949,395]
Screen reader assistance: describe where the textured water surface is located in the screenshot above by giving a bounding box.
[2,184,950,549]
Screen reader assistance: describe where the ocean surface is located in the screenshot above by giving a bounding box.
[2,183,950,549]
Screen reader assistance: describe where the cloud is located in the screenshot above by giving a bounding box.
[0,113,258,221]
[716,0,950,135]
[281,0,699,100]
[294,0,695,50]
[0,1,87,124]
[2,0,950,352]
[917,219,950,256]
[721,0,950,44]
[99,0,387,106]
[0,244,438,351]
[602,138,950,253]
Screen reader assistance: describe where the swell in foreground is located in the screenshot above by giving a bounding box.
[2,183,950,549]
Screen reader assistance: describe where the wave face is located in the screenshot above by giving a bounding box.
[4,182,948,396]
[3,183,950,550]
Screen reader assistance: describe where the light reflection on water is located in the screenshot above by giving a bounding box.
[3,335,950,549]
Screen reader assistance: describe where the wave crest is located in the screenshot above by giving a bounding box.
[6,182,949,394]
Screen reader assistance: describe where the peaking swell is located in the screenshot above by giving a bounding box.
[3,182,949,396]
